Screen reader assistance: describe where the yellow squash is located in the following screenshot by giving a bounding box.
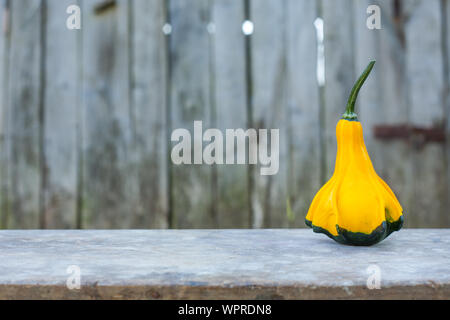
[305,61,403,246]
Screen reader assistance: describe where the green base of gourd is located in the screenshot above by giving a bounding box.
[305,215,404,246]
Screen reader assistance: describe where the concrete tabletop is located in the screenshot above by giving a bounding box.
[0,229,449,299]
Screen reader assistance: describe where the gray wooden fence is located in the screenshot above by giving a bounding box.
[0,0,449,229]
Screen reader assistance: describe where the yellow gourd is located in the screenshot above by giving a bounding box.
[305,61,403,246]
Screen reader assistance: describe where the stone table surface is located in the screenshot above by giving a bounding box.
[0,229,449,299]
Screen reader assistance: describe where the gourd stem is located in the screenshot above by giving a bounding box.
[342,60,376,120]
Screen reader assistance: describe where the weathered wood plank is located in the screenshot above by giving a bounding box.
[404,0,447,227]
[250,0,287,227]
[0,229,449,299]
[322,0,356,179]
[169,0,214,228]
[0,3,3,147]
[43,0,80,228]
[0,0,448,230]
[211,0,249,228]
[285,0,321,227]
[0,0,10,228]
[7,0,43,228]
[371,0,412,211]
[353,0,380,157]
[445,0,450,226]
[81,0,135,228]
[130,0,168,228]
[353,0,413,226]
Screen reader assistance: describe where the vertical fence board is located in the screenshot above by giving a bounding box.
[285,0,321,227]
[353,0,380,158]
[405,0,447,227]
[354,0,413,225]
[212,0,249,228]
[81,0,135,228]
[446,0,450,226]
[131,0,168,228]
[0,0,448,229]
[378,0,413,225]
[7,0,43,228]
[251,0,288,227]
[170,0,213,228]
[376,0,409,126]
[43,0,79,228]
[322,0,355,179]
[0,0,9,228]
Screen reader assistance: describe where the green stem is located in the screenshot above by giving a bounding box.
[342,60,376,121]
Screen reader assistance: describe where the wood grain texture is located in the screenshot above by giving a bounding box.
[445,0,450,227]
[43,0,80,228]
[131,0,168,228]
[81,0,135,228]
[322,0,356,179]
[0,0,448,229]
[1,283,449,300]
[7,0,43,228]
[404,0,447,227]
[169,0,214,228]
[0,0,10,228]
[250,0,288,228]
[0,229,449,299]
[211,0,249,228]
[354,0,413,226]
[353,0,380,157]
[285,0,321,227]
